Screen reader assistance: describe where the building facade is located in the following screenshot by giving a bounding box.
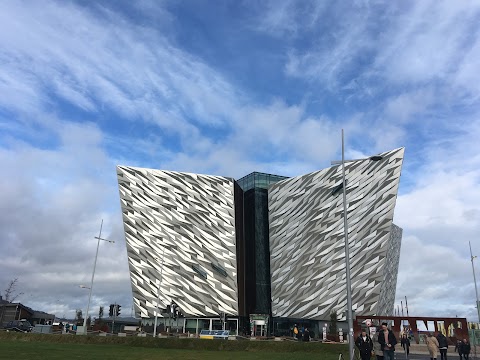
[117,147,404,326]
[117,168,241,318]
[268,147,404,320]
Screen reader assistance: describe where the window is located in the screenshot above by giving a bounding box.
[211,263,228,277]
[192,264,207,279]
[331,180,347,196]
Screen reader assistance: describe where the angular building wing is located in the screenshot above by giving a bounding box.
[268,148,404,320]
[117,166,239,318]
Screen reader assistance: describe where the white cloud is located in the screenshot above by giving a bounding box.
[395,236,478,319]
[0,121,131,317]
[373,1,480,85]
[248,0,327,38]
[393,121,480,320]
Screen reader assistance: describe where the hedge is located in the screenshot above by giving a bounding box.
[0,331,348,354]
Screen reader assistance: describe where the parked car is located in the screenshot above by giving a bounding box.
[5,319,33,332]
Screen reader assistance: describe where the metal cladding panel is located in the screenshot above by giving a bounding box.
[377,223,402,316]
[117,166,238,318]
[268,147,404,320]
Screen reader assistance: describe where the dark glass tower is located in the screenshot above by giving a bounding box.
[236,172,288,316]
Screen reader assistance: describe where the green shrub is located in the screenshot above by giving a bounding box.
[0,331,348,355]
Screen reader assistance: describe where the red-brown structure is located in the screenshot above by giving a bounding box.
[354,316,469,344]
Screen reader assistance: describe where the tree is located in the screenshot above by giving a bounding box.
[98,306,104,320]
[329,310,338,335]
[0,278,24,324]
[86,316,92,327]
[1,278,23,303]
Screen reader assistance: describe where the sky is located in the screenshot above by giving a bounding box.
[1,0,480,322]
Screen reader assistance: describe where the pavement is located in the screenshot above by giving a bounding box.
[394,347,480,360]
[400,355,479,360]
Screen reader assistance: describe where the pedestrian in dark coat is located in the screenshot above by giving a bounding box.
[356,330,374,360]
[303,328,310,342]
[378,322,397,360]
[372,331,384,360]
[401,334,410,355]
[436,333,448,360]
[455,340,463,360]
[461,339,471,360]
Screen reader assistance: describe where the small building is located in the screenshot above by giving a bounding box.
[0,301,34,324]
[31,311,55,325]
[0,296,54,326]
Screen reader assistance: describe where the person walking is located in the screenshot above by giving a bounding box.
[455,340,463,360]
[303,327,310,342]
[437,332,449,360]
[426,333,440,360]
[372,329,384,360]
[460,339,471,360]
[356,330,374,360]
[401,333,411,355]
[378,322,397,360]
[293,324,299,340]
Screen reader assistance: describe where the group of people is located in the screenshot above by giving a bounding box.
[425,333,471,360]
[425,332,451,360]
[454,339,472,360]
[355,322,397,360]
[355,322,472,360]
[292,324,314,341]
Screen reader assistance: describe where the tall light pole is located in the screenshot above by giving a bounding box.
[469,241,480,323]
[82,220,115,334]
[331,129,383,360]
[153,245,166,338]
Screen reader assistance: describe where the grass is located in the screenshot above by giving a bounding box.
[0,332,348,360]
[0,340,313,360]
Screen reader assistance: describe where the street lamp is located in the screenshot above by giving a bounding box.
[469,241,480,323]
[331,129,383,360]
[82,220,115,334]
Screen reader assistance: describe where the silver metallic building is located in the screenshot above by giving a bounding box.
[117,167,240,318]
[268,147,404,320]
[117,147,404,322]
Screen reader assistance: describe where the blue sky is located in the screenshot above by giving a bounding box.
[1,0,480,321]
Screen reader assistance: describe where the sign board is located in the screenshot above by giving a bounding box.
[369,326,377,335]
[199,330,230,340]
